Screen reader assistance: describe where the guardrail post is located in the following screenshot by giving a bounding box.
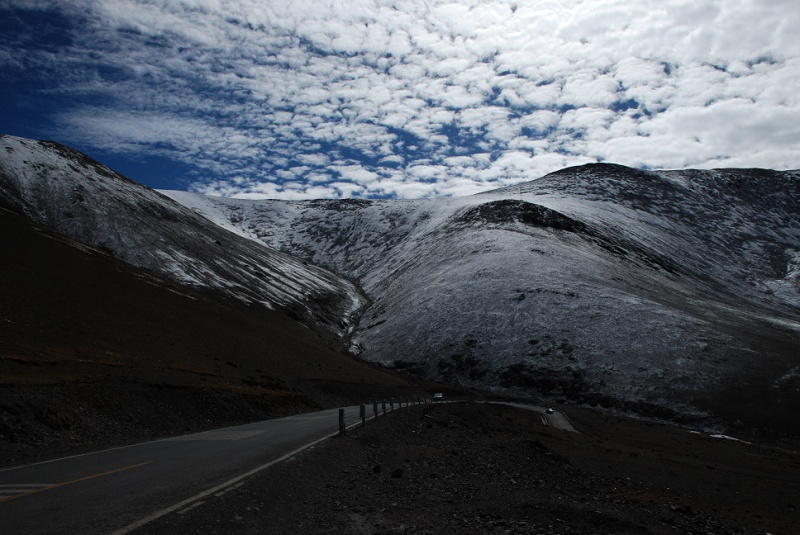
[360,404,366,427]
[338,408,346,436]
[373,401,378,419]
[390,399,394,411]
[382,400,386,415]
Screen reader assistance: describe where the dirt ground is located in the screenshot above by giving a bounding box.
[138,402,799,535]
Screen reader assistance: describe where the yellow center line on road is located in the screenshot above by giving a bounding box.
[0,461,153,504]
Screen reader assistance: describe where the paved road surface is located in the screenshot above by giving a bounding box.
[0,404,390,534]
[480,401,579,433]
[0,399,572,534]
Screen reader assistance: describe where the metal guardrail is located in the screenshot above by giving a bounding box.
[338,396,468,436]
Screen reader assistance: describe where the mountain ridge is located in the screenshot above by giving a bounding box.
[162,160,800,436]
[0,135,364,336]
[2,134,800,439]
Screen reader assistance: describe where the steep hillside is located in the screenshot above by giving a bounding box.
[0,135,364,335]
[164,165,800,438]
[0,134,429,464]
[0,196,418,466]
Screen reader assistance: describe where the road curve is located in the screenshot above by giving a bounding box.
[479,401,579,433]
[0,403,399,535]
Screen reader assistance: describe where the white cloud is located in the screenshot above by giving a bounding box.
[2,0,799,199]
[296,153,330,166]
[334,165,379,184]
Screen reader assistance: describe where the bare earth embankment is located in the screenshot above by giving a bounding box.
[138,402,799,535]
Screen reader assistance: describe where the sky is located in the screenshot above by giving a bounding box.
[1,0,799,199]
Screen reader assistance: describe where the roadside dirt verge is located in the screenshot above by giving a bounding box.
[137,402,799,534]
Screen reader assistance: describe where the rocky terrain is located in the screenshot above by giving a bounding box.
[136,402,800,535]
[166,164,800,439]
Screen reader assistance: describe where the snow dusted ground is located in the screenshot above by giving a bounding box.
[2,133,798,426]
[163,164,800,424]
[0,135,364,335]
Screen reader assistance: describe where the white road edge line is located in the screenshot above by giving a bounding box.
[108,409,380,535]
[175,501,204,515]
[108,431,338,535]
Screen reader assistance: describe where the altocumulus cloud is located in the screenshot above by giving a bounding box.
[1,0,799,199]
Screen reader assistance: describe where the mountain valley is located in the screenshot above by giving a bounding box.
[2,133,800,452]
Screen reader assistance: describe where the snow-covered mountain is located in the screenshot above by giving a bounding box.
[0,135,364,335]
[2,133,799,432]
[163,164,800,430]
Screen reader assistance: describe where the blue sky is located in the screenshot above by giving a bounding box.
[1,0,799,199]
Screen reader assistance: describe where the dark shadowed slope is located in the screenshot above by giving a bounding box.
[0,135,363,335]
[166,164,800,439]
[0,198,416,467]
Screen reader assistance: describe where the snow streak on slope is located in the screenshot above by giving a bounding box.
[163,164,800,427]
[0,135,364,334]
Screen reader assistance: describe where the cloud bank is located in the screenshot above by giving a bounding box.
[2,0,799,198]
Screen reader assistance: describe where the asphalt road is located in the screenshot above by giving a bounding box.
[480,401,579,433]
[0,399,572,534]
[0,403,401,534]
